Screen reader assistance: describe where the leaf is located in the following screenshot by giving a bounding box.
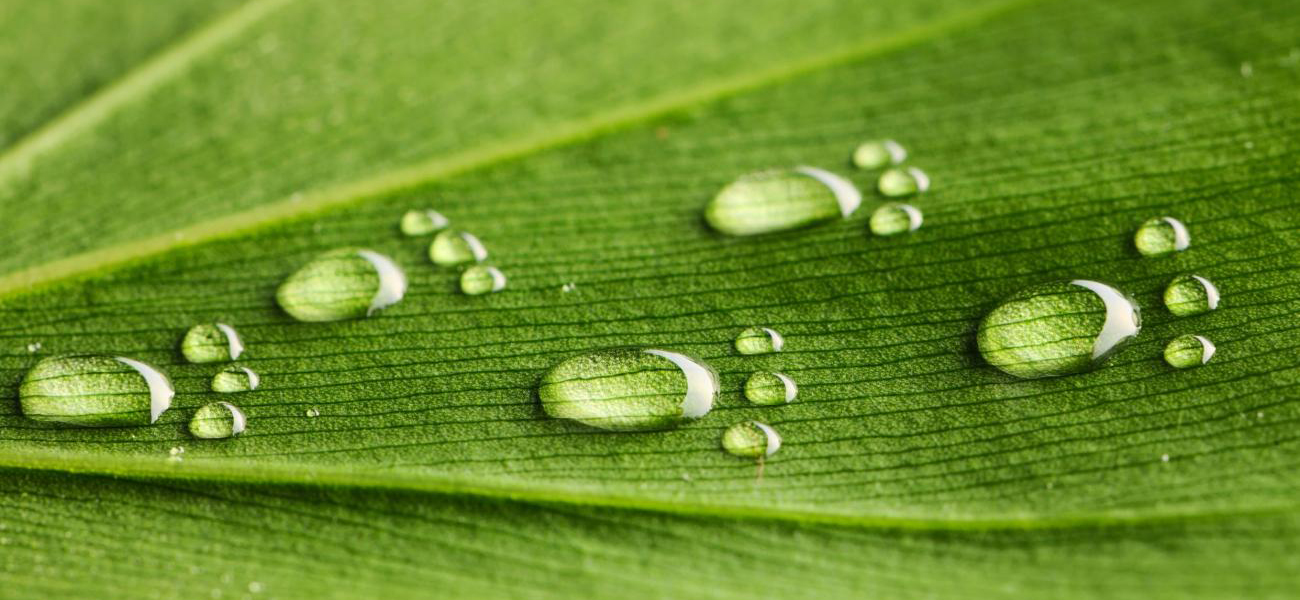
[1,0,1299,596]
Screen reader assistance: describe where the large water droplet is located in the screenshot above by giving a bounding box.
[460,265,506,295]
[869,203,923,236]
[977,280,1141,378]
[1134,217,1189,257]
[189,402,247,439]
[852,140,907,170]
[429,230,488,266]
[1164,334,1216,369]
[211,366,260,393]
[744,371,797,405]
[721,421,781,458]
[19,355,174,426]
[181,322,244,363]
[704,167,861,236]
[276,248,407,322]
[734,327,784,355]
[878,167,929,197]
[1164,274,1219,317]
[399,209,449,236]
[538,348,718,431]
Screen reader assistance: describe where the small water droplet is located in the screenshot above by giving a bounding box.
[1164,273,1219,317]
[538,348,718,431]
[1164,334,1216,369]
[460,265,507,295]
[704,166,861,236]
[212,366,260,393]
[561,282,576,293]
[869,203,923,236]
[734,327,784,355]
[429,230,488,266]
[743,371,797,405]
[276,248,407,322]
[1240,61,1253,77]
[721,421,781,458]
[189,402,246,439]
[305,407,320,418]
[399,209,449,236]
[18,355,174,426]
[25,342,41,353]
[878,167,929,197]
[1134,217,1189,257]
[851,139,907,169]
[181,323,244,363]
[978,280,1141,378]
[1161,453,1171,462]
[247,582,263,594]
[169,446,185,456]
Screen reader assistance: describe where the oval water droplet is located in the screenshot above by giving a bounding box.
[538,348,718,431]
[977,280,1142,379]
[734,327,784,355]
[276,248,407,322]
[852,140,907,170]
[869,203,923,236]
[211,366,260,393]
[399,209,449,236]
[180,322,244,363]
[460,265,506,295]
[305,407,320,418]
[1164,274,1219,317]
[1134,216,1189,257]
[429,230,488,266]
[704,166,861,236]
[878,167,929,197]
[721,421,781,458]
[743,371,797,405]
[1164,334,1216,369]
[18,355,174,426]
[188,402,247,439]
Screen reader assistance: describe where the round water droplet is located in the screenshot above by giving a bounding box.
[1134,217,1190,257]
[26,342,41,353]
[977,280,1142,379]
[180,322,244,363]
[539,348,718,431]
[1164,334,1216,369]
[276,248,407,322]
[852,140,907,169]
[429,230,488,266]
[211,366,260,393]
[734,327,784,355]
[189,402,247,439]
[743,372,797,405]
[18,355,174,426]
[704,166,861,236]
[869,203,923,236]
[721,421,781,458]
[460,265,506,295]
[878,167,929,197]
[1164,273,1219,317]
[399,209,449,236]
[305,407,320,418]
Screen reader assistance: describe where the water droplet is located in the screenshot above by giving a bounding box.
[561,282,576,293]
[869,203,923,236]
[1164,274,1219,317]
[18,355,174,426]
[181,322,245,363]
[276,248,407,322]
[1240,61,1253,77]
[721,421,781,458]
[743,372,797,405]
[734,327,784,355]
[25,342,41,353]
[460,265,506,295]
[1164,334,1216,369]
[977,280,1142,378]
[169,446,185,456]
[189,402,246,439]
[539,348,718,431]
[305,407,320,418]
[211,366,260,393]
[399,209,449,236]
[878,167,929,197]
[247,582,263,594]
[851,140,906,169]
[429,230,488,266]
[1134,217,1189,257]
[704,166,861,236]
[1161,453,1171,462]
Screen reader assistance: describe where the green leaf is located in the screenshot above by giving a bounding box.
[2,0,1299,596]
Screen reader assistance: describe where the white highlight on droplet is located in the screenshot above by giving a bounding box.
[773,372,798,403]
[1193,335,1217,364]
[1070,280,1141,360]
[483,266,507,292]
[795,166,861,217]
[644,349,718,419]
[1162,217,1190,251]
[240,367,261,390]
[115,357,174,423]
[753,421,782,457]
[356,250,408,316]
[898,203,923,231]
[883,139,907,164]
[908,167,930,192]
[219,402,247,435]
[214,323,244,360]
[1191,275,1219,310]
[762,327,785,352]
[460,232,489,263]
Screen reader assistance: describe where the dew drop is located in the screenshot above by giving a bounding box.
[977,280,1141,379]
[1164,274,1219,317]
[25,342,41,353]
[538,348,718,431]
[852,139,907,169]
[18,355,174,426]
[212,366,260,393]
[399,209,449,236]
[744,371,797,405]
[869,203,923,236]
[1134,217,1189,257]
[878,167,929,197]
[460,265,507,295]
[429,230,488,266]
[721,421,781,458]
[704,166,861,236]
[276,248,407,322]
[181,322,244,363]
[734,327,784,355]
[189,402,247,439]
[305,407,320,418]
[1164,334,1216,369]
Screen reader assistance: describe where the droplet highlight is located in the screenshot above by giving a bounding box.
[211,366,260,393]
[705,167,861,236]
[735,327,784,355]
[744,372,797,405]
[852,140,906,170]
[399,209,449,236]
[276,248,407,322]
[1164,334,1216,369]
[18,355,174,426]
[460,265,507,295]
[721,421,781,458]
[1134,217,1190,257]
[1164,274,1219,317]
[878,167,929,197]
[189,402,247,439]
[869,203,923,236]
[539,348,719,431]
[181,322,244,364]
[429,230,488,267]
